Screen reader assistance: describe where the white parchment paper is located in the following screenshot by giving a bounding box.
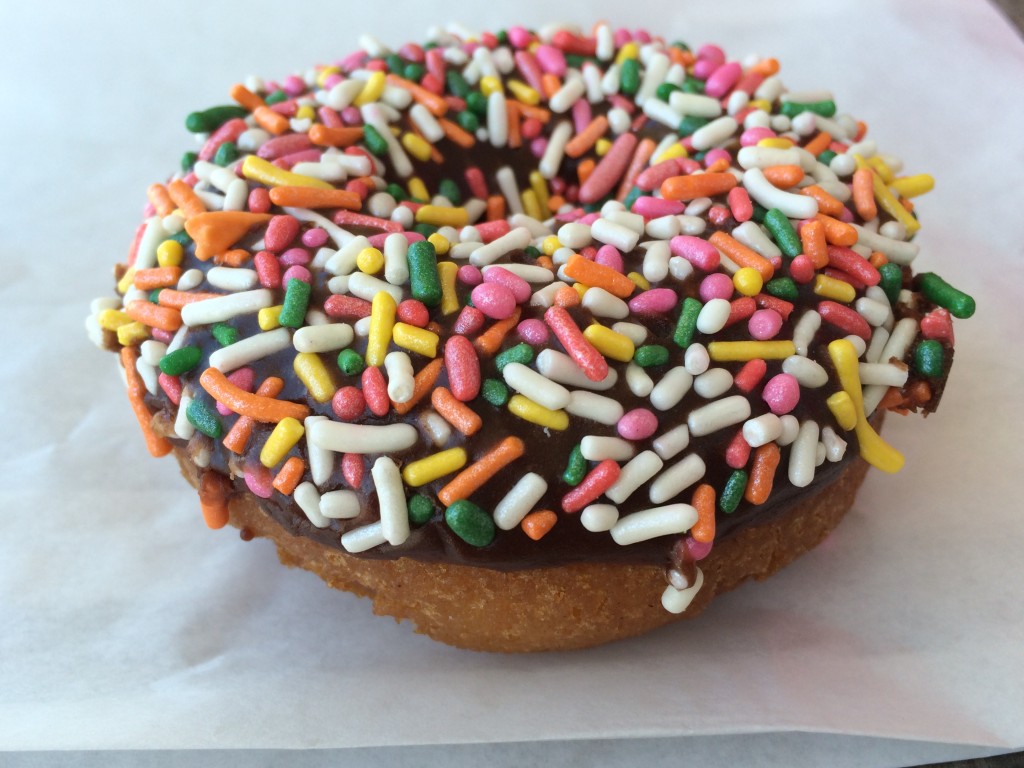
[2,0,1022,751]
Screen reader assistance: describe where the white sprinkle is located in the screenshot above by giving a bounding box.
[384,351,415,404]
[607,106,631,134]
[174,392,196,440]
[732,220,783,259]
[181,289,273,327]
[611,503,698,546]
[789,420,820,487]
[409,103,445,142]
[669,92,722,118]
[653,424,690,461]
[135,357,158,396]
[866,326,891,364]
[688,395,751,437]
[223,178,249,211]
[581,436,635,462]
[326,236,370,275]
[294,323,353,355]
[487,90,508,147]
[636,51,669,106]
[581,504,619,532]
[420,410,451,447]
[643,98,683,130]
[696,298,732,335]
[646,215,681,240]
[859,362,909,387]
[549,75,587,113]
[372,456,409,546]
[857,295,893,328]
[611,322,648,347]
[649,454,706,504]
[341,521,387,553]
[662,568,705,614]
[206,267,258,292]
[508,213,553,238]
[503,362,571,411]
[140,339,167,367]
[481,263,553,283]
[737,146,804,170]
[778,414,800,446]
[582,287,629,319]
[684,343,710,376]
[625,362,654,397]
[743,413,784,447]
[134,217,166,270]
[606,451,664,504]
[691,116,737,151]
[782,355,829,387]
[821,426,848,462]
[294,482,330,528]
[209,328,291,373]
[308,421,418,454]
[650,366,694,411]
[493,473,548,531]
[362,108,412,178]
[469,225,532,266]
[320,490,360,519]
[347,272,403,304]
[743,167,819,219]
[693,367,733,399]
[604,209,645,234]
[536,349,618,391]
[557,221,592,250]
[566,390,624,425]
[851,224,919,265]
[793,310,822,356]
[591,217,640,252]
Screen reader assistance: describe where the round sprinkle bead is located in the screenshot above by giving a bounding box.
[733,267,764,297]
[618,408,658,440]
[748,308,783,340]
[332,386,365,420]
[761,373,800,414]
[356,247,385,274]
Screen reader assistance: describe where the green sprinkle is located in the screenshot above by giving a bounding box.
[456,110,479,133]
[879,263,904,305]
[620,58,640,95]
[362,124,389,157]
[212,141,238,167]
[148,289,162,304]
[264,89,287,105]
[914,340,945,378]
[337,349,365,376]
[413,223,438,237]
[446,70,470,98]
[780,99,836,118]
[279,278,311,328]
[211,323,238,347]
[750,202,769,223]
[656,82,681,101]
[481,378,509,407]
[623,185,643,211]
[682,76,705,94]
[634,345,669,368]
[407,495,435,526]
[523,245,541,259]
[438,178,462,206]
[673,297,703,348]
[407,240,442,307]
[678,115,710,137]
[672,40,691,52]
[763,208,801,258]
[445,499,496,547]
[495,342,534,372]
[159,346,202,376]
[466,91,487,117]
[186,398,222,439]
[384,54,404,73]
[184,105,247,133]
[918,273,976,319]
[562,444,587,486]
[169,230,193,248]
[403,63,425,82]
[386,183,408,202]
[720,470,749,514]
[817,149,837,166]
[496,30,509,45]
[181,151,198,172]
[582,201,604,214]
[765,277,799,302]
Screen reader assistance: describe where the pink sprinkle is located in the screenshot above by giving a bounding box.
[521,117,543,140]
[748,308,783,340]
[572,98,592,134]
[332,386,365,421]
[920,308,955,345]
[671,235,720,272]
[507,26,533,48]
[684,536,713,561]
[530,137,548,158]
[517,318,549,345]
[151,328,174,344]
[594,245,624,273]
[244,463,274,499]
[617,408,658,441]
[696,44,726,64]
[368,231,423,248]
[725,429,751,468]
[635,158,687,192]
[705,62,742,98]
[700,273,735,302]
[282,265,311,284]
[457,264,483,286]
[301,227,329,248]
[275,149,321,170]
[257,134,313,161]
[535,44,567,76]
[264,215,300,252]
[471,282,517,319]
[762,373,801,415]
[703,148,731,168]
[217,368,254,415]
[445,335,481,402]
[629,288,677,315]
[741,127,777,146]
[692,58,720,80]
[278,247,310,267]
[483,266,531,303]
[474,219,511,243]
[341,106,362,126]
[282,75,305,96]
[453,305,485,335]
[632,196,685,218]
[158,373,182,405]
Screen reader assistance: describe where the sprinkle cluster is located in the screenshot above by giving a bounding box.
[87,24,975,614]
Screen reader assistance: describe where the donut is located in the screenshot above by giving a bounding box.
[87,23,975,652]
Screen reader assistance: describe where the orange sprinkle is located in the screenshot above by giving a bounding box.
[535,255,555,271]
[707,231,774,281]
[565,115,609,158]
[616,137,656,200]
[199,367,310,423]
[799,219,830,269]
[222,377,285,454]
[272,457,305,496]
[253,105,289,135]
[907,380,932,405]
[125,300,182,332]
[877,386,907,413]
[803,131,832,157]
[120,346,173,458]
[704,157,731,174]
[307,124,364,147]
[690,484,716,544]
[546,194,565,213]
[745,443,781,505]
[852,168,878,221]
[854,120,868,142]
[438,436,525,506]
[510,101,551,123]
[553,285,581,307]
[801,185,845,217]
[564,253,636,298]
[750,57,780,76]
[166,179,206,218]
[157,290,225,310]
[576,157,596,186]
[541,73,561,100]
[762,164,805,188]
[229,83,265,111]
[438,117,475,148]
[521,510,557,541]
[199,471,232,530]
[147,184,175,217]
[391,358,443,416]
[868,251,889,269]
[385,74,449,116]
[133,267,182,290]
[474,308,522,356]
[184,211,273,261]
[268,186,362,210]
[815,213,858,247]
[214,248,252,268]
[660,172,737,201]
[506,101,522,149]
[485,194,506,222]
[431,387,483,436]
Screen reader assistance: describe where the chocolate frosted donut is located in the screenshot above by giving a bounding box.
[87,23,975,651]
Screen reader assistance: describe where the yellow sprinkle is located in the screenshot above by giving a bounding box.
[506,79,540,105]
[416,205,469,228]
[353,70,386,106]
[733,267,764,297]
[401,447,468,487]
[427,232,450,255]
[401,132,432,162]
[316,67,340,87]
[508,394,569,431]
[241,155,332,189]
[479,75,503,96]
[116,321,149,346]
[438,260,459,315]
[627,271,650,291]
[867,156,895,184]
[295,105,316,121]
[293,352,335,403]
[890,173,934,199]
[826,391,858,431]
[356,247,385,274]
[595,138,612,156]
[813,274,856,303]
[584,323,635,363]
[521,188,543,221]
[615,41,639,65]
[541,235,561,256]
[573,283,588,300]
[757,137,794,149]
[258,305,283,330]
[855,156,920,234]
[529,170,549,213]
[407,176,429,202]
[708,341,796,361]
[748,99,772,113]
[116,266,137,295]
[156,240,183,268]
[654,143,688,164]
[97,308,133,331]
[260,417,305,468]
[366,291,396,367]
[828,339,904,473]
[392,322,439,357]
